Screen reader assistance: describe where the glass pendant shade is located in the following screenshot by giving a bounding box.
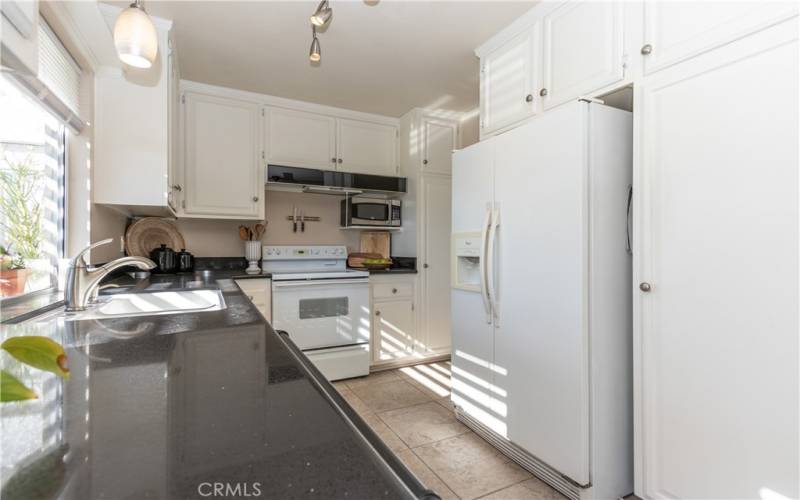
[113,3,158,69]
[309,36,321,62]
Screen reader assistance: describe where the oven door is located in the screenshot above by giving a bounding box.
[271,278,370,351]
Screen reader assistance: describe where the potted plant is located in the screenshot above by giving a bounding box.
[0,245,27,297]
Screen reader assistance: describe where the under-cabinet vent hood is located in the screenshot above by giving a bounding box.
[266,165,407,196]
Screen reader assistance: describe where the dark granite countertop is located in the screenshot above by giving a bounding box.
[0,271,437,500]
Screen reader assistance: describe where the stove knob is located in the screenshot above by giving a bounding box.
[275,249,281,255]
[266,249,273,255]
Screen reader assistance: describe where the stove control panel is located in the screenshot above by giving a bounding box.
[262,245,347,260]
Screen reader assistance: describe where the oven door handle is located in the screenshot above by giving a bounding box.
[272,278,370,288]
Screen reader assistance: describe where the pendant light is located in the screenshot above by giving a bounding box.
[309,26,321,62]
[310,0,332,27]
[113,0,158,69]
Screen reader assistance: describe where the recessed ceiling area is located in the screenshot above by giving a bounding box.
[118,1,536,117]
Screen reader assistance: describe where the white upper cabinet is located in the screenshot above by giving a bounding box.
[422,117,457,175]
[480,27,539,135]
[0,0,38,75]
[541,1,623,110]
[182,92,263,219]
[337,118,398,176]
[265,107,337,170]
[642,1,799,75]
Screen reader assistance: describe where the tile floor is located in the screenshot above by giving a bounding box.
[333,361,567,500]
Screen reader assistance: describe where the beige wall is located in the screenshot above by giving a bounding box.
[174,190,361,257]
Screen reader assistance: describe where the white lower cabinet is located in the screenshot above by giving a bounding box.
[235,278,272,322]
[636,19,799,499]
[370,275,417,365]
[181,92,264,219]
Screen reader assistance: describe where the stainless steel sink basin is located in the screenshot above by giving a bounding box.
[28,289,227,323]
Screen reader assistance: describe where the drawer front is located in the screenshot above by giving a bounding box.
[373,281,413,299]
[236,279,270,293]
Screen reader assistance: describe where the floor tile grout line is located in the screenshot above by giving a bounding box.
[407,444,463,500]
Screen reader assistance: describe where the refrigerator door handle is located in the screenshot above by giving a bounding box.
[487,207,500,324]
[626,184,633,255]
[479,206,493,324]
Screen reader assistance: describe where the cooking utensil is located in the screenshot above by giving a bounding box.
[125,218,186,258]
[300,210,305,232]
[239,226,249,241]
[292,206,297,233]
[255,223,265,239]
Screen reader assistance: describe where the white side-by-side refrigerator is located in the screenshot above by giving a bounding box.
[451,100,633,500]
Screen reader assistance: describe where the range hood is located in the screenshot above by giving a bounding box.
[266,165,407,195]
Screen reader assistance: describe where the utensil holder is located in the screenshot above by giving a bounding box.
[244,241,261,274]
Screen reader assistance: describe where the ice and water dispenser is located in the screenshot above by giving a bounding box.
[451,232,482,292]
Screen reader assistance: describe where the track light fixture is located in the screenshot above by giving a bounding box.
[309,26,321,62]
[310,0,332,27]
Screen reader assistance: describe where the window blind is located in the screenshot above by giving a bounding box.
[9,17,85,133]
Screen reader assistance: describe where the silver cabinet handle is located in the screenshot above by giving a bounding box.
[331,157,337,163]
[172,184,182,192]
[641,44,653,55]
[539,88,548,97]
[375,310,381,316]
[525,94,533,102]
[252,196,259,202]
[423,263,429,269]
[423,159,428,165]
[626,184,633,255]
[392,288,397,294]
[337,158,343,164]
[639,282,651,292]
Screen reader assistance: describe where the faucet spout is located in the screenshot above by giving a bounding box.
[65,239,156,312]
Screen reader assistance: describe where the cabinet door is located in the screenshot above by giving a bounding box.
[480,26,538,135]
[422,118,456,175]
[373,299,415,363]
[421,174,452,356]
[642,1,798,75]
[541,1,623,110]
[637,23,798,498]
[183,93,263,218]
[167,43,180,213]
[337,119,397,176]
[266,107,337,170]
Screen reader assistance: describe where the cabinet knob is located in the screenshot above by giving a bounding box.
[172,184,182,192]
[641,44,653,55]
[525,94,533,102]
[539,88,548,97]
[423,263,429,269]
[423,159,428,165]
[392,288,398,294]
[337,158,343,164]
[639,282,652,292]
[331,157,337,163]
[252,196,259,202]
[375,310,381,316]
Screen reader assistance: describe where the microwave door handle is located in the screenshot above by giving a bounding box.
[479,206,492,324]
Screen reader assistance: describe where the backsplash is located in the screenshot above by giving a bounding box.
[173,190,360,257]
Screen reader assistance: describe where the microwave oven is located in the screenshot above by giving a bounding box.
[340,197,401,227]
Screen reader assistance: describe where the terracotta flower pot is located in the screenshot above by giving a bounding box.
[0,268,28,297]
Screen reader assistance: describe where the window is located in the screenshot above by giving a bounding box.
[0,76,66,298]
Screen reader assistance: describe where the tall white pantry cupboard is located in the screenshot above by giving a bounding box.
[634,15,799,500]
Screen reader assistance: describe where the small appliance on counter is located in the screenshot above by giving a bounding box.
[176,248,194,273]
[149,244,176,273]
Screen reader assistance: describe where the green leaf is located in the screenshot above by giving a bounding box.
[0,370,37,402]
[1,336,69,379]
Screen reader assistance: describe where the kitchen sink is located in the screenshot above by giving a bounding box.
[27,289,227,323]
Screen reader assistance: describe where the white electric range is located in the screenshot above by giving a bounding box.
[263,245,370,381]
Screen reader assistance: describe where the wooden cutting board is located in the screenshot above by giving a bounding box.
[360,231,391,259]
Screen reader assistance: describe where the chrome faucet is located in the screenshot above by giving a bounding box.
[65,238,156,311]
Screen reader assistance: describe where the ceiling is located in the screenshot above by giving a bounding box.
[122,1,536,118]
